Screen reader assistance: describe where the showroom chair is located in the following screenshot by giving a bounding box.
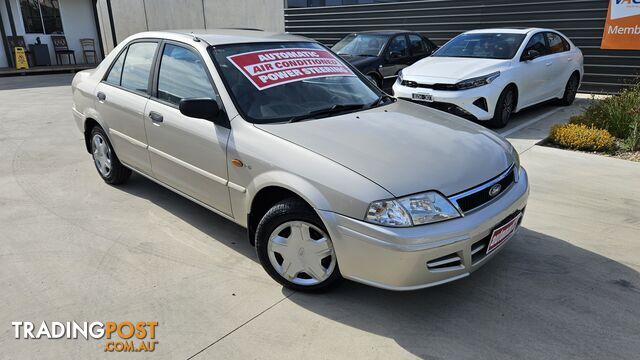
[80,38,98,64]
[51,35,76,65]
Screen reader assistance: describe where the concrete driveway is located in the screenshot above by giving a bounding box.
[1,74,638,359]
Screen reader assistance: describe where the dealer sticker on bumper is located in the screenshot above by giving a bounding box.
[487,213,522,254]
[412,93,433,102]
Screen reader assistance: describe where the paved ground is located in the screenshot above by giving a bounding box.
[1,74,638,359]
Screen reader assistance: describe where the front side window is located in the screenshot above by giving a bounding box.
[331,34,389,57]
[546,32,568,54]
[157,44,216,106]
[387,35,409,58]
[211,42,383,124]
[120,42,158,94]
[523,33,549,57]
[434,33,525,60]
[19,0,63,34]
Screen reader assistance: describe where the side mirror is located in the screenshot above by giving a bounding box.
[179,98,228,127]
[522,49,541,61]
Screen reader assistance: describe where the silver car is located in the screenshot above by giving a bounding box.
[72,30,529,292]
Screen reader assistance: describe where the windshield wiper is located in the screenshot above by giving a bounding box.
[368,94,394,109]
[288,104,366,123]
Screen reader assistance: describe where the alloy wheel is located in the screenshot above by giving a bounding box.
[502,91,514,123]
[267,221,337,286]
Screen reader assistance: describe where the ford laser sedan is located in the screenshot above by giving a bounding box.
[72,30,529,292]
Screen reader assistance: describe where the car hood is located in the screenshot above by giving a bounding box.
[338,54,379,70]
[403,56,510,83]
[254,102,514,197]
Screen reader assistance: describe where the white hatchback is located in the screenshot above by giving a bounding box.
[392,28,584,128]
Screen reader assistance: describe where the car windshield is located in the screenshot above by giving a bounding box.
[433,33,526,60]
[331,34,389,57]
[210,42,384,124]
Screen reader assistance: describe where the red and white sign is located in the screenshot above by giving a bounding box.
[227,48,355,90]
[486,213,522,254]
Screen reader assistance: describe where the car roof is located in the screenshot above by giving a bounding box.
[128,29,313,46]
[355,30,412,35]
[465,28,552,35]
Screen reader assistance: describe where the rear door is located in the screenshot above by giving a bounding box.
[407,34,433,64]
[144,41,232,215]
[94,40,159,174]
[517,32,552,106]
[545,32,573,96]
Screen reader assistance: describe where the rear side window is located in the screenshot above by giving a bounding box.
[120,42,158,94]
[408,34,430,56]
[105,49,126,85]
[546,32,569,53]
[523,33,549,57]
[157,44,216,106]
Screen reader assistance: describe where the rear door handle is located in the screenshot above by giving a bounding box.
[96,91,106,101]
[149,111,163,123]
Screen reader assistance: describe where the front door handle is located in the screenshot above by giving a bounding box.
[149,111,164,123]
[545,62,552,67]
[97,91,106,101]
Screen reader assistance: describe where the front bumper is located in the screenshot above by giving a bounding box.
[392,81,501,121]
[318,167,529,291]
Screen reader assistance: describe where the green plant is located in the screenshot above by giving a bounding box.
[570,84,640,150]
[549,123,616,152]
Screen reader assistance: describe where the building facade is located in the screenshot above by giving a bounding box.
[0,0,102,68]
[285,0,640,94]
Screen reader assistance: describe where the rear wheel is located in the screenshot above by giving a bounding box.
[558,73,579,106]
[255,198,341,292]
[487,87,515,129]
[90,126,131,184]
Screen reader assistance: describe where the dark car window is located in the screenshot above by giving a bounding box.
[388,35,409,58]
[105,48,127,86]
[433,33,525,60]
[522,33,549,58]
[157,44,216,106]
[408,34,430,56]
[331,33,389,57]
[546,32,569,54]
[120,42,158,94]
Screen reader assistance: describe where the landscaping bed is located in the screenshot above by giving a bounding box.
[546,84,640,162]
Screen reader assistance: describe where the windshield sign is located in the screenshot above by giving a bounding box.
[212,42,382,124]
[433,33,526,60]
[228,48,355,90]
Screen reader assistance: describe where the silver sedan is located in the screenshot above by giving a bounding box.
[72,29,529,292]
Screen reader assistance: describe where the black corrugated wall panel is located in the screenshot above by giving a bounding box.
[285,0,640,94]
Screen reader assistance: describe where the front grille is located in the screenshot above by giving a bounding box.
[401,98,478,121]
[451,166,516,213]
[401,80,457,91]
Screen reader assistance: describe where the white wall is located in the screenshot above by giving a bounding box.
[0,0,101,68]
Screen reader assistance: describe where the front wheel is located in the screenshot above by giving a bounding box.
[558,74,579,106]
[255,198,341,292]
[487,87,515,129]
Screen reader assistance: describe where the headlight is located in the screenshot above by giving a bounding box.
[511,146,521,182]
[456,71,500,90]
[397,69,404,83]
[366,191,461,227]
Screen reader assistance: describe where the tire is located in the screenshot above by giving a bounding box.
[558,73,579,106]
[89,126,131,185]
[255,198,342,292]
[487,87,516,129]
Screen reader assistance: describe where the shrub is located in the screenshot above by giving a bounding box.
[549,123,616,152]
[570,84,640,150]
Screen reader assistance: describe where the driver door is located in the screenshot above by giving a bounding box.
[380,35,411,89]
[144,41,232,215]
[518,32,552,107]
